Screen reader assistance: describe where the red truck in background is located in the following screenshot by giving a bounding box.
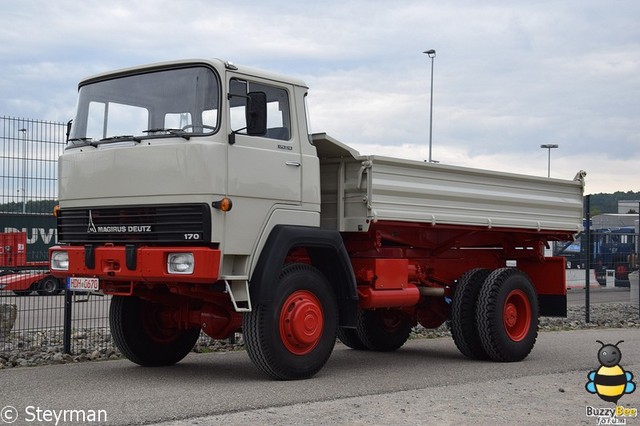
[0,232,63,296]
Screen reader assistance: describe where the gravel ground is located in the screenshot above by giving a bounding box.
[0,302,638,370]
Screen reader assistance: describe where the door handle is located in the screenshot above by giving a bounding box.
[285,161,301,167]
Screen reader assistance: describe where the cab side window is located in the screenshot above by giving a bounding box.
[229,79,291,141]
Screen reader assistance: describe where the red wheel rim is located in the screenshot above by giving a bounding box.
[141,301,181,344]
[379,310,405,332]
[502,289,531,342]
[279,290,324,355]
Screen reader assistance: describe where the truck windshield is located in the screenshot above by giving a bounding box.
[69,66,220,147]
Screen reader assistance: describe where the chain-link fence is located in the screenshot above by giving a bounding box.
[0,116,117,363]
[558,231,639,288]
[559,199,640,283]
[1,116,63,215]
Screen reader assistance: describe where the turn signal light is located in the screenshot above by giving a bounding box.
[212,197,233,212]
[53,205,60,217]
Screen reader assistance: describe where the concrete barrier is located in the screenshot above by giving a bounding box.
[0,303,18,338]
[630,271,639,306]
[565,269,599,289]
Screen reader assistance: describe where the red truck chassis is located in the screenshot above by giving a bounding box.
[51,219,569,359]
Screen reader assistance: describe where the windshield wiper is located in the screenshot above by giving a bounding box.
[68,137,98,148]
[142,128,191,140]
[99,135,143,143]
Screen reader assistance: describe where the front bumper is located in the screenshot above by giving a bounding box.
[48,245,221,284]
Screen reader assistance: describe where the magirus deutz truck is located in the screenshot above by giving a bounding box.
[49,59,585,380]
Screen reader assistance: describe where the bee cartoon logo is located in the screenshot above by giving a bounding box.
[585,340,636,403]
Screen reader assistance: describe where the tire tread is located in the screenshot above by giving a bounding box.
[450,268,491,360]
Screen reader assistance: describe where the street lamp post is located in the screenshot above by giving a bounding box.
[540,144,559,177]
[424,49,436,163]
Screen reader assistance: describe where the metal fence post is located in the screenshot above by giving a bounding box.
[584,195,590,323]
[63,288,72,354]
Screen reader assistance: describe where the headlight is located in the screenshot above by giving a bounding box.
[167,253,194,274]
[51,251,69,271]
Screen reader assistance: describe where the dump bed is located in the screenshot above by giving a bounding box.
[314,133,584,235]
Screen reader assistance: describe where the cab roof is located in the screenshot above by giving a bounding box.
[79,58,309,89]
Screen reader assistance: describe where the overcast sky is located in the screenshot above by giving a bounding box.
[2,0,639,195]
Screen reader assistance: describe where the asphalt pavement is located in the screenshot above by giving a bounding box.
[1,328,639,425]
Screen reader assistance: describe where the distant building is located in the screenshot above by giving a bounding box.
[619,200,640,214]
[592,213,637,229]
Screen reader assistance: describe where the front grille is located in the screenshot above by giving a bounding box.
[57,204,211,243]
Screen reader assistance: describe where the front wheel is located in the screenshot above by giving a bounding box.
[110,296,200,366]
[476,268,539,362]
[243,263,338,380]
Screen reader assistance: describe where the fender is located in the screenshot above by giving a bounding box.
[250,224,358,327]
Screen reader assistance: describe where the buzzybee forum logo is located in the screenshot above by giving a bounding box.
[585,340,637,424]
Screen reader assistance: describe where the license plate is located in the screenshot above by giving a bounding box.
[67,277,100,292]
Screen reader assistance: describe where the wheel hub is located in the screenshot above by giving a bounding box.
[502,289,531,342]
[504,303,518,327]
[141,301,181,344]
[279,290,324,355]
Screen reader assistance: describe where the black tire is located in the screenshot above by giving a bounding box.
[243,263,338,380]
[110,296,200,367]
[37,277,62,296]
[356,309,412,352]
[450,268,491,360]
[337,326,368,350]
[476,268,539,362]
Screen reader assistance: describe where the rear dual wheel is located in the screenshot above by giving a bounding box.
[476,268,538,362]
[450,268,491,360]
[337,327,367,350]
[451,267,538,362]
[356,309,412,352]
[338,309,412,352]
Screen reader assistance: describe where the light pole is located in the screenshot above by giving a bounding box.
[424,49,436,163]
[540,144,558,177]
[19,128,27,213]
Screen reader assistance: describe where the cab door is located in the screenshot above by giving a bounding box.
[224,76,302,255]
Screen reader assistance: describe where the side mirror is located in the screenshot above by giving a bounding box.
[246,91,267,136]
[65,119,73,142]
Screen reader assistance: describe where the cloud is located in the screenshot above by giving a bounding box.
[1,0,639,195]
